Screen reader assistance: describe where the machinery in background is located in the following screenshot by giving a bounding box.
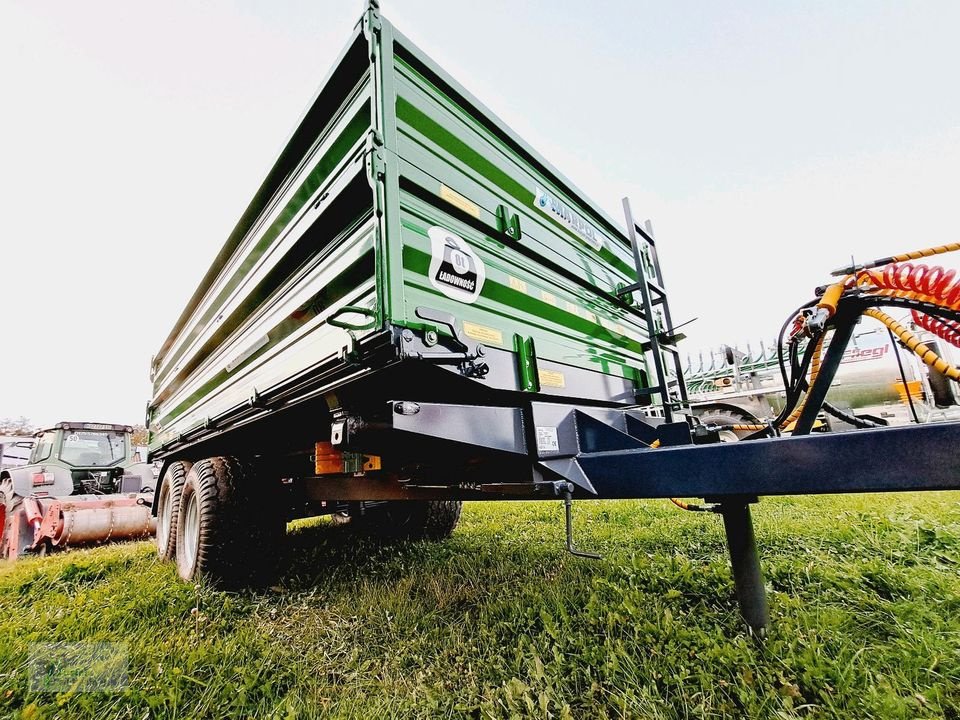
[686,321,960,435]
[0,422,155,560]
[0,436,34,472]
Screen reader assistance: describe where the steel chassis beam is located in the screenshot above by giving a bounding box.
[342,398,960,634]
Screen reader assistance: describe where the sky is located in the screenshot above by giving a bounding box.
[1,0,959,428]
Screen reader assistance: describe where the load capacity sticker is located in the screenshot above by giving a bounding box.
[428,226,486,304]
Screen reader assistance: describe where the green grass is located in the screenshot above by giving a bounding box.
[2,493,959,719]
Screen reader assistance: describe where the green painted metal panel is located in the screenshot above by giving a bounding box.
[381,23,651,390]
[148,5,656,455]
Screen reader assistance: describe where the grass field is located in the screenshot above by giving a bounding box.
[1,493,959,719]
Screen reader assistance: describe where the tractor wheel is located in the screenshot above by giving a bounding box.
[0,477,20,560]
[175,456,285,586]
[156,461,191,561]
[352,500,462,540]
[700,411,755,442]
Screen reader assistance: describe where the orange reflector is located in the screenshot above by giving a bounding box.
[314,442,381,475]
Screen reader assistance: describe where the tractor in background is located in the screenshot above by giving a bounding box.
[0,421,155,559]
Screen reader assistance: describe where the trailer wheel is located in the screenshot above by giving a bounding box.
[156,461,191,561]
[175,457,284,586]
[353,500,462,540]
[700,412,752,442]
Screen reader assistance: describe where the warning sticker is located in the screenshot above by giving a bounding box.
[428,226,486,304]
[538,368,566,388]
[535,426,560,453]
[463,321,503,345]
[440,184,481,219]
[508,276,528,293]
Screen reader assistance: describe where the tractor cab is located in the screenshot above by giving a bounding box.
[6,422,152,499]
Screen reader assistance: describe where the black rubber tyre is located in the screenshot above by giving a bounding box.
[352,500,462,540]
[156,461,190,561]
[699,411,756,441]
[175,456,285,586]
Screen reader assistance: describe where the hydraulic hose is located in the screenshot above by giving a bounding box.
[832,241,960,275]
[857,262,960,309]
[864,308,960,381]
[779,334,825,428]
[890,242,960,263]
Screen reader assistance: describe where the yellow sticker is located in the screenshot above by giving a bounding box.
[463,321,503,345]
[540,290,556,306]
[509,276,528,293]
[581,309,598,324]
[565,300,579,315]
[538,368,566,388]
[440,184,481,218]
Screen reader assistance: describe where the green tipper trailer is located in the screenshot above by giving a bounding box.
[147,3,960,636]
[149,1,684,584]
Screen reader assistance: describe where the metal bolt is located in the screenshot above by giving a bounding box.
[425,330,438,346]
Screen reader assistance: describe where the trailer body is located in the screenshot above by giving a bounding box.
[148,11,666,457]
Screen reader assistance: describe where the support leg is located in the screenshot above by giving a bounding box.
[721,500,769,634]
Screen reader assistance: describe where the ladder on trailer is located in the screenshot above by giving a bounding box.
[618,198,689,421]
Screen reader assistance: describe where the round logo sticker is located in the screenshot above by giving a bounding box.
[427,226,486,304]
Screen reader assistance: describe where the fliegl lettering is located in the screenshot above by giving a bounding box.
[841,345,890,364]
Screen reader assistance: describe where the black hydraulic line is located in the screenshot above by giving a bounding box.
[793,308,859,435]
[822,401,884,429]
[720,500,769,635]
[888,328,921,423]
[741,336,820,441]
[865,295,960,324]
[770,333,821,430]
[776,299,818,393]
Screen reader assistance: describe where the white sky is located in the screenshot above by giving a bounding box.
[2,0,959,427]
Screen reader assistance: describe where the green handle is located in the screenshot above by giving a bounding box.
[327,306,378,331]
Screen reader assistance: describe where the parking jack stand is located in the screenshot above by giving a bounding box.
[720,498,769,635]
[564,490,601,560]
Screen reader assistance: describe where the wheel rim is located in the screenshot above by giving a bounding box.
[717,428,740,443]
[178,491,200,577]
[156,482,171,554]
